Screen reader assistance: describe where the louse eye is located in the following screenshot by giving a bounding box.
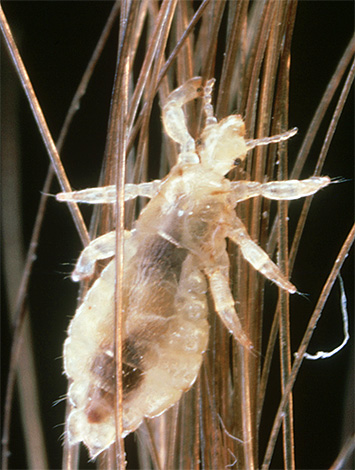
[234,157,242,166]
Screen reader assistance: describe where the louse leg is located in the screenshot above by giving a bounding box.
[227,216,297,293]
[72,230,132,281]
[230,176,331,204]
[162,77,204,164]
[204,265,252,349]
[56,180,161,204]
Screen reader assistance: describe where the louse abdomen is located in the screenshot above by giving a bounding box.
[65,232,210,456]
[120,236,210,433]
[84,338,145,424]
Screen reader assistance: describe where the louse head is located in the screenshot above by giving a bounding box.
[198,115,248,175]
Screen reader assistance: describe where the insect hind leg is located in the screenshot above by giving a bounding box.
[204,266,252,349]
[227,216,296,293]
[72,230,132,281]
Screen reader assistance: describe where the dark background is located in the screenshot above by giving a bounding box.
[1,2,354,469]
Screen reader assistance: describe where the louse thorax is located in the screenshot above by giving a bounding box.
[134,163,234,262]
[197,114,248,175]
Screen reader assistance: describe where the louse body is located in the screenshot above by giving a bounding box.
[58,77,331,458]
[64,190,210,457]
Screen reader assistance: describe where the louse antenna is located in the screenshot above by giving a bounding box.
[245,127,298,150]
[203,78,218,127]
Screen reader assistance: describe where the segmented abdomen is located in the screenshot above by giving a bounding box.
[64,233,209,458]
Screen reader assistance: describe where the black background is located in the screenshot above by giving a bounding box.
[1,2,354,469]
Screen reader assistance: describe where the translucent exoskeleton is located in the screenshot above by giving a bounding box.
[57,77,331,458]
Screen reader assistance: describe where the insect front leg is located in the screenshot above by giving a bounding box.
[227,216,297,293]
[162,76,204,164]
[72,230,132,281]
[56,180,162,204]
[230,176,331,204]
